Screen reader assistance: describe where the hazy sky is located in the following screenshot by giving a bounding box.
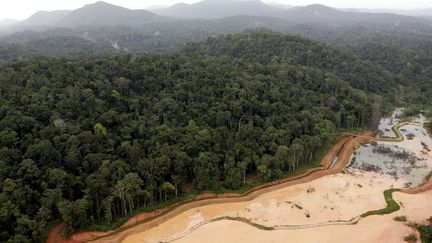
[1,0,431,20]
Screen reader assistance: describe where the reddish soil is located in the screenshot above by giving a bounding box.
[47,224,75,243]
[46,129,429,243]
[403,178,432,194]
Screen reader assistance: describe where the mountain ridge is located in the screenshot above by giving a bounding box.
[1,0,431,33]
[18,10,72,27]
[151,0,285,19]
[11,1,167,29]
[56,1,166,27]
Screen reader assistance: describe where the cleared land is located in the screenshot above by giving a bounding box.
[48,122,432,243]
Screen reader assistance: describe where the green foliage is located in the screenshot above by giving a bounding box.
[426,171,432,181]
[402,107,421,118]
[417,221,432,243]
[184,31,397,94]
[111,90,121,100]
[0,48,370,239]
[93,123,108,137]
[361,189,401,218]
[0,30,426,241]
[404,233,418,243]
[393,215,407,222]
[57,199,89,236]
[161,182,175,192]
[257,164,269,176]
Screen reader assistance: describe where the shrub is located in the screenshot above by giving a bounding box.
[404,233,417,243]
[361,189,401,218]
[394,216,407,222]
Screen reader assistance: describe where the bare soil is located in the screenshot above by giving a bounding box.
[47,123,432,243]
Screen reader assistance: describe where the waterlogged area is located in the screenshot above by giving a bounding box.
[349,111,432,188]
[376,107,403,138]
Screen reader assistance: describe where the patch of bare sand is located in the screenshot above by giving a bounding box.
[122,171,401,243]
[49,133,371,243]
[149,191,432,243]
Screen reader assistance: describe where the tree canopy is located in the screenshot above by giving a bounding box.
[0,30,429,241]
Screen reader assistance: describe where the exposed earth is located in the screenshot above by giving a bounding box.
[47,113,432,243]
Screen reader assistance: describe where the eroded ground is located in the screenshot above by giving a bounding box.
[165,191,432,243]
[123,172,402,243]
[120,112,432,243]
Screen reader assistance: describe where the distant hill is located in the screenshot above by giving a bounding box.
[1,28,79,44]
[151,0,285,19]
[0,19,19,27]
[282,4,431,26]
[2,11,432,60]
[18,10,71,27]
[183,30,398,92]
[267,2,294,9]
[284,4,342,22]
[151,1,430,26]
[402,8,432,16]
[346,7,432,17]
[57,1,167,27]
[2,1,430,32]
[1,0,432,62]
[0,36,117,65]
[9,1,167,29]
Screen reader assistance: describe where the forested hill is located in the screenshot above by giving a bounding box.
[0,31,375,241]
[0,36,115,62]
[184,31,398,93]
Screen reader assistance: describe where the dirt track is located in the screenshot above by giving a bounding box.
[47,123,432,243]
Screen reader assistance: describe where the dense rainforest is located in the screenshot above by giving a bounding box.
[0,30,430,242]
